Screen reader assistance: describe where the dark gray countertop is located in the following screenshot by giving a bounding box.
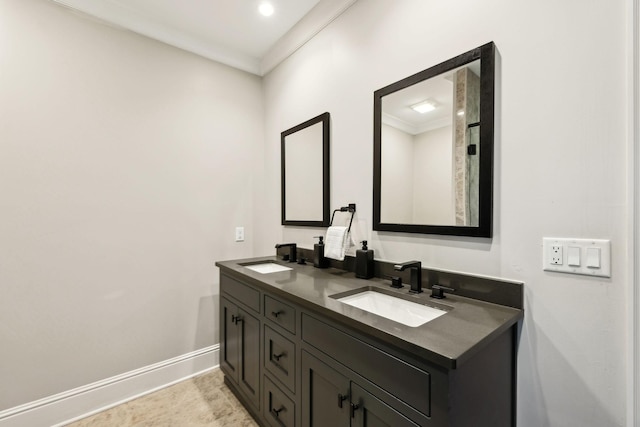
[216,256,523,369]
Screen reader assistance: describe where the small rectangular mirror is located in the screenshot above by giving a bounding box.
[281,112,330,226]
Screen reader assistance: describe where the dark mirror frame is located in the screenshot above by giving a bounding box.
[281,112,331,227]
[373,42,495,237]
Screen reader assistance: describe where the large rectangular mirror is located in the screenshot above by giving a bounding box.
[281,112,330,226]
[373,42,495,237]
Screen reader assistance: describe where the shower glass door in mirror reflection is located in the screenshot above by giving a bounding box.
[380,60,480,226]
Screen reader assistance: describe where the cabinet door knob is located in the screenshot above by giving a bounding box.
[272,406,285,418]
[350,403,360,418]
[272,352,285,361]
[271,310,284,318]
[233,315,243,324]
[338,393,348,408]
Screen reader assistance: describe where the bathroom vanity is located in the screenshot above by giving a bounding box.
[216,257,522,427]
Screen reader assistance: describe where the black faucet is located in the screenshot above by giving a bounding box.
[393,260,422,293]
[275,243,297,263]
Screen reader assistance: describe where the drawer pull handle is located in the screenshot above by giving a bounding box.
[272,406,285,418]
[271,310,284,318]
[350,403,360,418]
[272,352,285,361]
[338,393,348,408]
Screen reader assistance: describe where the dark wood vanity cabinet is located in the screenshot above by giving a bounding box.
[220,296,261,410]
[263,375,296,427]
[221,273,299,426]
[301,350,350,426]
[301,351,420,427]
[219,271,515,427]
[351,384,421,427]
[219,276,261,412]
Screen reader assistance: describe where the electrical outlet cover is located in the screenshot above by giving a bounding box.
[550,245,563,265]
[543,237,611,278]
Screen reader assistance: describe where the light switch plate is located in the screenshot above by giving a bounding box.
[235,226,245,242]
[543,238,611,278]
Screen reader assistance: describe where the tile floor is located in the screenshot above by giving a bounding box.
[65,368,258,427]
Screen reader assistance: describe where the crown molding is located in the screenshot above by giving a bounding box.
[52,0,358,76]
[260,0,358,75]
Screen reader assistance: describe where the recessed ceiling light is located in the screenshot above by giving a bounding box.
[259,2,274,17]
[411,100,437,114]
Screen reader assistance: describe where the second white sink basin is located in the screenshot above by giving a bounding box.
[336,290,446,327]
[244,263,293,274]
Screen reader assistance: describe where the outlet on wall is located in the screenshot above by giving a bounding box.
[542,237,611,277]
[550,245,563,265]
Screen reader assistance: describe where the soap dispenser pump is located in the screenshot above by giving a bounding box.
[356,240,374,279]
[313,236,327,268]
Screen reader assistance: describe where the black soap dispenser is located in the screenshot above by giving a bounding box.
[356,240,374,279]
[313,236,327,268]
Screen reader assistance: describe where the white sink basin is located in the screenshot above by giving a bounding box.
[336,290,446,327]
[244,263,293,274]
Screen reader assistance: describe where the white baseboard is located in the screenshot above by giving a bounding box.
[0,345,219,427]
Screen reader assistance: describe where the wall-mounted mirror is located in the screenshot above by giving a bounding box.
[373,42,495,237]
[281,112,330,226]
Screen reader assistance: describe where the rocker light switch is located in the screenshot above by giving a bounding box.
[586,247,601,269]
[567,246,580,267]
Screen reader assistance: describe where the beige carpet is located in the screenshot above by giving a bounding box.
[65,368,258,427]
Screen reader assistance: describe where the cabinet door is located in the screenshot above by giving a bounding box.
[237,307,261,409]
[301,351,350,427]
[220,297,239,383]
[350,383,420,427]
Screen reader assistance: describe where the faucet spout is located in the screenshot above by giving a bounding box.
[275,243,297,263]
[393,260,422,293]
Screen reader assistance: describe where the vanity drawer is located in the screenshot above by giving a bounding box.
[264,375,296,427]
[301,313,431,417]
[264,325,296,393]
[221,274,260,313]
[265,295,296,334]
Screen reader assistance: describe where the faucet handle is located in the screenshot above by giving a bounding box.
[390,276,403,288]
[383,275,403,288]
[430,284,455,299]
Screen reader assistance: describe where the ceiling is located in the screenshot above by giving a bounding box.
[51,0,357,75]
[382,61,482,135]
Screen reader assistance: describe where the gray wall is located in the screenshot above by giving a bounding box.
[261,1,629,426]
[0,0,262,410]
